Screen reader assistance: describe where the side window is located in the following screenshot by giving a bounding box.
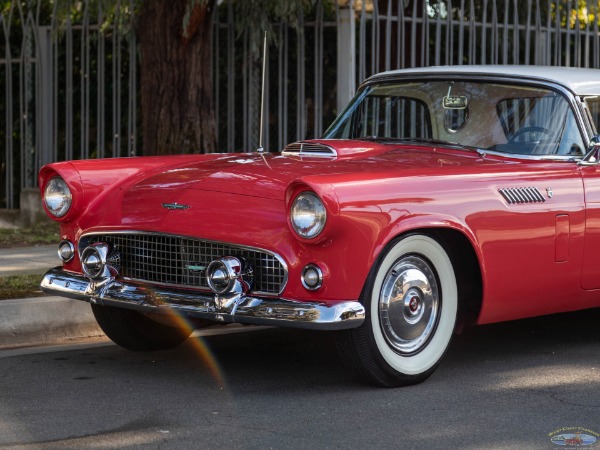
[354,96,432,139]
[585,96,600,134]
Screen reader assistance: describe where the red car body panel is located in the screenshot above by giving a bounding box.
[39,139,600,325]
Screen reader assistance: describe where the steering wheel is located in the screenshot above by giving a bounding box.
[509,126,553,143]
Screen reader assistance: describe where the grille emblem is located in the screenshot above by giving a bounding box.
[162,202,190,210]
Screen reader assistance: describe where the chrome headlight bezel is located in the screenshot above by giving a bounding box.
[44,177,72,218]
[290,191,327,239]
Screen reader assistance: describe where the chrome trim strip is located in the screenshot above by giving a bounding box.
[78,231,289,296]
[41,268,365,331]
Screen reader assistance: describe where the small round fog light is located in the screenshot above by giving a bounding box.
[301,264,323,291]
[58,240,75,262]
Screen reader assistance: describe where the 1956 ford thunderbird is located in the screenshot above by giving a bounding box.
[40,65,600,387]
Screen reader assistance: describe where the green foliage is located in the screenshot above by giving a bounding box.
[46,0,316,39]
[428,0,600,28]
[224,0,316,52]
[552,0,600,28]
[0,220,59,248]
[50,0,138,35]
[231,0,314,30]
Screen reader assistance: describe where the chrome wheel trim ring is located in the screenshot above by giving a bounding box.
[379,254,440,355]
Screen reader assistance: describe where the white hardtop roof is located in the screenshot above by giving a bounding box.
[369,65,600,96]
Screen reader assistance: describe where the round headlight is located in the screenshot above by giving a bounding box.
[290,192,326,239]
[44,177,72,218]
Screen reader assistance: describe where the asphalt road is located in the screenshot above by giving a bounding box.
[1,310,600,450]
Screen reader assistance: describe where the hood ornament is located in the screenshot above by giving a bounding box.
[162,202,190,210]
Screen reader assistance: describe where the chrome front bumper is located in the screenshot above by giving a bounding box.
[40,268,365,331]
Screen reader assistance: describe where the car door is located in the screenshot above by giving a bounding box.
[579,95,600,290]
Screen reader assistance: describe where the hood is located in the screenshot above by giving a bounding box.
[115,140,504,228]
[40,140,506,229]
[127,139,500,201]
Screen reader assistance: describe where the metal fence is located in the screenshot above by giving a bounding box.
[3,0,600,210]
[0,0,137,209]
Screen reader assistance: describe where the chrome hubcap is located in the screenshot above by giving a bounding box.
[379,255,440,354]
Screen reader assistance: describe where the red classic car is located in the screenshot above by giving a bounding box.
[40,66,600,387]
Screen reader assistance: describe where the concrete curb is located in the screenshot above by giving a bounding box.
[0,296,104,349]
[0,244,104,349]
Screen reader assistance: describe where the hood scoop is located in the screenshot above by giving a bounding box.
[282,141,337,158]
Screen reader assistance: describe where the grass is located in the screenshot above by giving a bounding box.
[0,220,59,299]
[0,220,59,248]
[0,274,45,300]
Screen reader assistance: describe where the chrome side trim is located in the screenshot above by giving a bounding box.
[41,268,365,331]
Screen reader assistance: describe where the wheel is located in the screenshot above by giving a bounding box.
[91,304,192,351]
[336,234,458,387]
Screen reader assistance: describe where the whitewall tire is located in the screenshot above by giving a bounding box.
[336,234,458,387]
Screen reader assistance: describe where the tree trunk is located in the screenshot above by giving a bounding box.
[136,0,217,155]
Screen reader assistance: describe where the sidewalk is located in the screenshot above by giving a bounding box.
[0,245,104,348]
[0,244,58,276]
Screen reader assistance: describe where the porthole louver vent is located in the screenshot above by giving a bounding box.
[282,141,337,158]
[498,187,546,204]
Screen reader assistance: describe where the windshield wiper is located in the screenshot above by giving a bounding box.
[356,137,486,156]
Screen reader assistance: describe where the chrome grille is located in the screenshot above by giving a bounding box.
[79,233,287,295]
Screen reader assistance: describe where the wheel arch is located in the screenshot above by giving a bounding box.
[368,226,483,330]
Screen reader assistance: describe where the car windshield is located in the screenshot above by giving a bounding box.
[324,80,585,157]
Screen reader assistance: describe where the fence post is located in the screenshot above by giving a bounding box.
[337,2,356,114]
[36,25,53,167]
